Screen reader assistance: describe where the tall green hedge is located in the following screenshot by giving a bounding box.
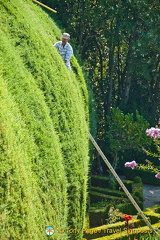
[0,0,89,239]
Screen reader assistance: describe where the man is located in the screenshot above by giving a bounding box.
[53,33,73,70]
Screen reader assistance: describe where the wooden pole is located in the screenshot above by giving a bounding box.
[32,0,57,13]
[88,131,159,237]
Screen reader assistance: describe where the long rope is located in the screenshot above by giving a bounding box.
[32,0,57,13]
[88,131,159,236]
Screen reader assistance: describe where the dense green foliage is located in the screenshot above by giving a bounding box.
[107,108,151,152]
[0,0,89,239]
[43,0,160,174]
[106,108,152,174]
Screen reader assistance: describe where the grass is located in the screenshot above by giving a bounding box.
[0,0,89,239]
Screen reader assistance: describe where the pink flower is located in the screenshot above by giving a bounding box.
[125,161,137,169]
[146,127,160,139]
[155,173,160,179]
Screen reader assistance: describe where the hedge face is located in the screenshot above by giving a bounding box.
[0,1,89,239]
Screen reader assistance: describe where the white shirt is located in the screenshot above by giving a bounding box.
[53,41,73,70]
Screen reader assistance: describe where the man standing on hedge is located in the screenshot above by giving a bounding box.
[54,33,73,70]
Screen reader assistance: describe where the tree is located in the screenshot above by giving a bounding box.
[106,108,152,186]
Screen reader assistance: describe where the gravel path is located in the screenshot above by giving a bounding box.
[143,184,160,209]
[119,175,160,209]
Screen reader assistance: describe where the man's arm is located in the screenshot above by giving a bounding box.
[53,42,59,49]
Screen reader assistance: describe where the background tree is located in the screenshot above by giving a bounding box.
[106,108,152,186]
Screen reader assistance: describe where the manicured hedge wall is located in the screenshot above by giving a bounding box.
[83,219,145,239]
[123,168,160,186]
[90,186,126,198]
[0,1,89,239]
[91,175,133,192]
[116,202,143,215]
[138,205,160,224]
[83,223,160,240]
[89,191,128,204]
[84,205,160,240]
[90,175,143,216]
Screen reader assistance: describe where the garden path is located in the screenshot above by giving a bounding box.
[119,175,160,209]
[143,184,160,209]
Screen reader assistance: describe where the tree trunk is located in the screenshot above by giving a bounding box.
[121,35,134,109]
[117,38,122,106]
[109,151,118,189]
[95,38,103,84]
[106,41,115,115]
[150,55,160,122]
[123,74,132,107]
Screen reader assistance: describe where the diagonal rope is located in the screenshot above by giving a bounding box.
[88,131,159,236]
